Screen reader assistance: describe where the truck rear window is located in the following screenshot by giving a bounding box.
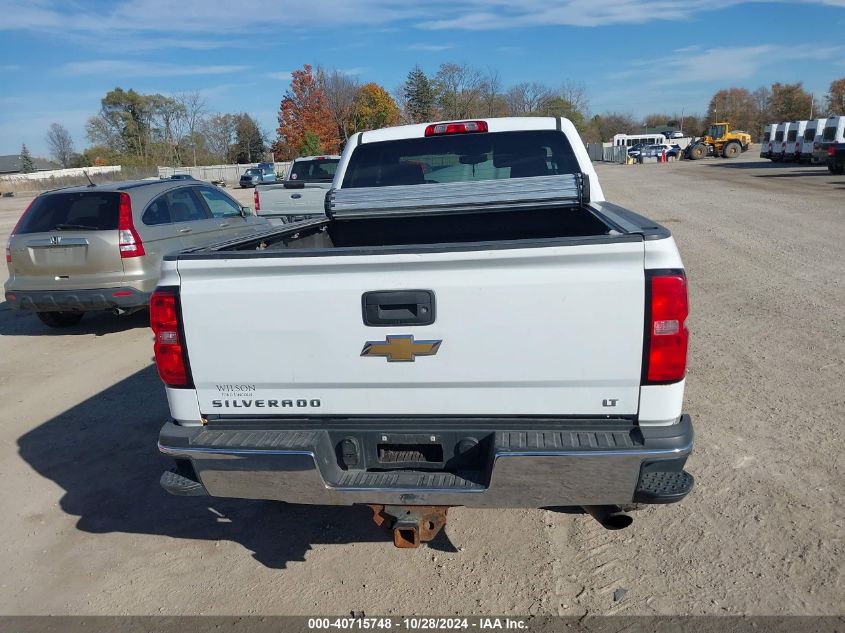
[342,130,580,189]
[823,126,837,141]
[289,159,339,182]
[15,192,120,234]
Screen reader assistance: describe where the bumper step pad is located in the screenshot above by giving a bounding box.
[160,469,206,496]
[634,470,694,504]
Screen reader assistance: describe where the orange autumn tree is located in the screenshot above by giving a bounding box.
[274,65,340,158]
[353,82,400,132]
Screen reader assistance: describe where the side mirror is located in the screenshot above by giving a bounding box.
[240,206,252,217]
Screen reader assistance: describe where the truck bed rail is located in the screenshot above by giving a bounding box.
[326,173,586,219]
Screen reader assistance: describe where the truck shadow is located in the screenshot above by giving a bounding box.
[0,304,150,337]
[16,364,439,569]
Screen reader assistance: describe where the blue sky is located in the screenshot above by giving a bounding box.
[2,0,845,157]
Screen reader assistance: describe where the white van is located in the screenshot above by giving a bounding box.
[812,115,845,164]
[760,123,777,159]
[801,118,826,163]
[771,122,791,161]
[784,120,807,162]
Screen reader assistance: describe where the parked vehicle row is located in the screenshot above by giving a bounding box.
[761,115,845,169]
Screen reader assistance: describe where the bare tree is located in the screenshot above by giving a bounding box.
[321,68,359,143]
[202,113,237,163]
[479,68,507,117]
[556,81,589,117]
[505,82,552,116]
[176,91,207,166]
[46,123,75,168]
[434,63,483,119]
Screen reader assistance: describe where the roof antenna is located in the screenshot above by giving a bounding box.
[83,170,96,188]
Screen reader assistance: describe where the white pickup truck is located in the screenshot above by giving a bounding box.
[254,155,340,225]
[154,118,694,548]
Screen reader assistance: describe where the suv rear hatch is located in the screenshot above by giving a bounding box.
[7,191,125,291]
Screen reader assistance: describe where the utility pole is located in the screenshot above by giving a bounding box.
[809,93,814,119]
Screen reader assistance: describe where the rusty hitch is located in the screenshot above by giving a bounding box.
[368,505,449,548]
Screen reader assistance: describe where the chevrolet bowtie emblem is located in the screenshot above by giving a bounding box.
[360,335,442,362]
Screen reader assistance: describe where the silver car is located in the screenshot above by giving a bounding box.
[4,179,270,327]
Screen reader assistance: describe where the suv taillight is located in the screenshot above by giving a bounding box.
[254,189,260,212]
[118,192,145,258]
[150,288,191,387]
[6,199,35,263]
[644,272,689,384]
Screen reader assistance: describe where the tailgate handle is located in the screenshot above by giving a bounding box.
[362,290,435,327]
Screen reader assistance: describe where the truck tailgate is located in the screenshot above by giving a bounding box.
[177,240,645,417]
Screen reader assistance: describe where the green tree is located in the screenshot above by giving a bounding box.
[537,96,585,131]
[403,65,436,123]
[353,82,400,131]
[299,130,322,155]
[233,114,266,163]
[19,144,35,173]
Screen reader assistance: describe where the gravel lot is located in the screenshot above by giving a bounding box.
[0,155,842,616]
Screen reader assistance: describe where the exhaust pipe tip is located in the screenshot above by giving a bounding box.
[582,505,633,530]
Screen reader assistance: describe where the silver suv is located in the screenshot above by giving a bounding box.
[4,179,270,327]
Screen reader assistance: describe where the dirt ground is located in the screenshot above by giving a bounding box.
[0,155,842,616]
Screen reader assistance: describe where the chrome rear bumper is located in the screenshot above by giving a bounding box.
[159,416,693,508]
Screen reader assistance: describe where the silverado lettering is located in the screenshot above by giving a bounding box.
[211,399,321,408]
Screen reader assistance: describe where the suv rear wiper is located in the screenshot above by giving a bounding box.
[53,223,100,231]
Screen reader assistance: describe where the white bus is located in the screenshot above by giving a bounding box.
[612,133,668,149]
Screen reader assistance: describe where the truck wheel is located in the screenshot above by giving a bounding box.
[36,311,84,328]
[723,142,741,159]
[688,144,707,160]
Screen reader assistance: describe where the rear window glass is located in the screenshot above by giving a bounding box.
[15,192,120,234]
[803,128,815,141]
[342,130,579,189]
[787,130,797,142]
[244,169,261,175]
[289,159,339,182]
[775,131,784,141]
[763,132,770,142]
[822,126,836,141]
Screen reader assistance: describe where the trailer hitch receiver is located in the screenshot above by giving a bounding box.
[368,505,449,548]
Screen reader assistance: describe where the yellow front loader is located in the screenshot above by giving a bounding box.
[685,122,752,160]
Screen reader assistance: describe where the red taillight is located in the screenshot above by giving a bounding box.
[150,288,190,387]
[645,273,689,384]
[6,198,35,263]
[425,120,488,136]
[118,192,145,258]
[828,146,836,157]
[253,189,260,212]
